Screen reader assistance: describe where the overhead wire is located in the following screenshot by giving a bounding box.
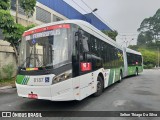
[70,0,88,14]
[80,0,114,30]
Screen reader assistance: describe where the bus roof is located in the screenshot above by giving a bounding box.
[126,48,142,55]
[25,20,141,54]
[25,20,122,50]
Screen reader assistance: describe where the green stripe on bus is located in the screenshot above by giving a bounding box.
[108,67,123,86]
[108,69,114,86]
[16,75,25,84]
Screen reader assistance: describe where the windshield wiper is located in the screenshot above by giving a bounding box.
[20,47,33,68]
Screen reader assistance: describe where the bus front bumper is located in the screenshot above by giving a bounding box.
[16,83,75,101]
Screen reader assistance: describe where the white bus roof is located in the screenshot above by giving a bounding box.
[26,20,141,55]
[26,20,122,50]
[126,48,142,55]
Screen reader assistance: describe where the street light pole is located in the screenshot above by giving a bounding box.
[84,8,98,23]
[128,38,134,46]
[158,47,159,68]
[125,41,128,47]
[92,8,98,13]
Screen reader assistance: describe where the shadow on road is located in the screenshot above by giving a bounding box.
[20,97,93,111]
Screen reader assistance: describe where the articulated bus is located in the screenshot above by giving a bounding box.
[16,20,143,101]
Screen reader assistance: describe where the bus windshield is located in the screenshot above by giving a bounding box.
[19,28,69,68]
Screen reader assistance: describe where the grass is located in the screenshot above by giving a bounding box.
[0,77,16,87]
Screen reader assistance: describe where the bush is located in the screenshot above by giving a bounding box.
[2,63,14,79]
[138,48,157,66]
[143,64,154,69]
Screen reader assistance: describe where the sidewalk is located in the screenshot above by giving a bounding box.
[0,78,16,90]
[0,85,16,90]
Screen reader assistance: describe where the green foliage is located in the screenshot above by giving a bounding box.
[139,48,157,65]
[0,0,10,10]
[129,44,160,68]
[19,0,36,18]
[0,0,36,63]
[0,10,15,29]
[143,64,154,69]
[0,70,2,80]
[137,8,160,45]
[25,24,36,30]
[128,45,139,51]
[101,30,118,41]
[137,32,153,45]
[2,24,25,44]
[2,63,14,79]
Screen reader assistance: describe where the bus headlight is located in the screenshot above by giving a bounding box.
[52,70,72,84]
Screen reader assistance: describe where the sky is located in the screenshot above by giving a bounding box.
[63,0,160,46]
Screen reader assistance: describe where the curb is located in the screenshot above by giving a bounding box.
[0,85,16,90]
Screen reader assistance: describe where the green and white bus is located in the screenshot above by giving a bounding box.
[16,20,143,101]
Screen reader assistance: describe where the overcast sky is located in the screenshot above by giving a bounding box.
[64,0,160,46]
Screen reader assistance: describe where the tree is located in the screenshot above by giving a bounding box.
[138,8,160,45]
[0,0,10,10]
[137,33,146,45]
[19,0,36,18]
[101,30,118,41]
[0,0,36,63]
[15,0,36,23]
[137,31,153,45]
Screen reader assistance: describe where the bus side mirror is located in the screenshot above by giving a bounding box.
[75,29,84,41]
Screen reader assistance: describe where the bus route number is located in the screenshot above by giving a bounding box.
[34,78,43,83]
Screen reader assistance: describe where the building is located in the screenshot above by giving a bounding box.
[9,0,111,29]
[0,0,111,78]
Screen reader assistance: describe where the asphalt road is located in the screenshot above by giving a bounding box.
[0,69,160,120]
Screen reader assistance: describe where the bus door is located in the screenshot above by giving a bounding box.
[78,30,94,98]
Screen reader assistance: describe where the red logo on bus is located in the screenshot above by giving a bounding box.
[80,62,92,72]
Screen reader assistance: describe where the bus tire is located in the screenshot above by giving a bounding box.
[93,76,103,97]
[135,68,139,76]
[118,70,122,83]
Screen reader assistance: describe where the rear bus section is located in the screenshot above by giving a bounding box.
[125,48,143,76]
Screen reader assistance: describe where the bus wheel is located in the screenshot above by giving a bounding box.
[93,76,103,97]
[118,71,122,83]
[135,68,139,76]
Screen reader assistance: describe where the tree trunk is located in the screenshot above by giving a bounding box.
[16,0,19,23]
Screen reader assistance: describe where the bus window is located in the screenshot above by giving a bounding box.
[82,35,89,52]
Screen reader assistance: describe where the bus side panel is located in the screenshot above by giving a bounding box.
[128,66,136,75]
[78,68,105,100]
[72,76,80,100]
[79,72,94,99]
[50,79,74,101]
[107,67,121,86]
[104,69,110,88]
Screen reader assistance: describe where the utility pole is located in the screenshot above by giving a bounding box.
[16,0,18,23]
[158,47,160,68]
[128,38,134,46]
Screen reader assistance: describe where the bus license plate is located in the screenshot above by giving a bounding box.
[28,94,38,99]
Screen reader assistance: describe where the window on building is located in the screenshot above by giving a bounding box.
[53,14,63,22]
[36,6,51,23]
